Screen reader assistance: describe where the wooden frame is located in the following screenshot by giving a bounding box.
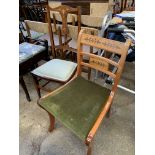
[38,29,131,155]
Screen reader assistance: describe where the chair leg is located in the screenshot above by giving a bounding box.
[106,105,112,118]
[88,68,91,80]
[86,143,92,155]
[19,76,31,102]
[48,112,55,132]
[71,51,74,62]
[32,75,41,98]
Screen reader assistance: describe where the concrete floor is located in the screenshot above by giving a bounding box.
[19,62,135,155]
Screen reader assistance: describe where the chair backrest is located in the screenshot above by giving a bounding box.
[46,4,81,57]
[77,29,131,92]
[25,20,49,35]
[47,5,81,35]
[81,15,104,28]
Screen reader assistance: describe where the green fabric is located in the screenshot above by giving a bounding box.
[39,76,111,140]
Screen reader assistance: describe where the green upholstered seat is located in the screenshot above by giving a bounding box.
[39,76,111,140]
[31,59,77,82]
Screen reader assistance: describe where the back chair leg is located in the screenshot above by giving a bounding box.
[88,68,91,80]
[19,76,31,102]
[32,75,41,98]
[48,112,55,132]
[106,105,112,118]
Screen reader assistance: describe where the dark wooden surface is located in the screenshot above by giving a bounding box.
[62,2,90,14]
[49,0,108,2]
[49,0,109,15]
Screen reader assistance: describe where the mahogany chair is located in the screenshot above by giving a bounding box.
[38,29,131,155]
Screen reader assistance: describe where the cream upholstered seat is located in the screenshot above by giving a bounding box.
[31,59,77,82]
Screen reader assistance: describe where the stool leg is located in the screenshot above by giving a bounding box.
[48,112,55,132]
[32,75,41,98]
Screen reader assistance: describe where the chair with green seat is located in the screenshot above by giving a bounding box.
[38,29,131,155]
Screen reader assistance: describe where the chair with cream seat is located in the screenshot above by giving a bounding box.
[31,58,77,98]
[30,5,79,98]
[37,29,131,155]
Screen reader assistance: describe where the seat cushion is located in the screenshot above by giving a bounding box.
[31,59,77,82]
[19,42,46,64]
[39,76,111,140]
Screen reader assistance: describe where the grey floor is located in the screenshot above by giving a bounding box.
[19,62,135,155]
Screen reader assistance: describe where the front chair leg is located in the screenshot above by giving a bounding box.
[48,112,55,132]
[86,143,92,155]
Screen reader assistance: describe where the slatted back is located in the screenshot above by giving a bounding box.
[77,29,131,92]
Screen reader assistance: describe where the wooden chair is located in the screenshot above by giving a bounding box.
[38,29,131,155]
[46,5,81,59]
[25,20,77,98]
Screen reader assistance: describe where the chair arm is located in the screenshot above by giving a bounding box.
[86,91,115,145]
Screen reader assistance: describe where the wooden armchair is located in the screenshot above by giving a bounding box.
[38,29,131,155]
